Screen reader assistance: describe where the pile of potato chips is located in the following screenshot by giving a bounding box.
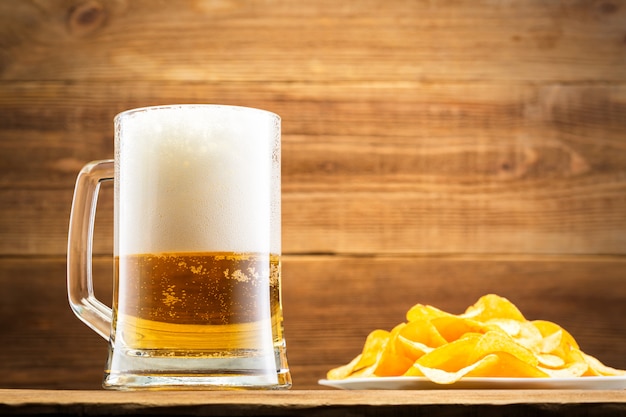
[327,294,625,384]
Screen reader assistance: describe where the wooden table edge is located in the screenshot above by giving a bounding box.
[1,388,625,404]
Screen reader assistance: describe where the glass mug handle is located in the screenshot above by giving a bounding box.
[67,159,114,340]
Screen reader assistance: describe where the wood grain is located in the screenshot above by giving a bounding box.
[1,82,625,255]
[1,0,625,82]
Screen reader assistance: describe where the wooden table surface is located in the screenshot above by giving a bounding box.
[1,388,625,416]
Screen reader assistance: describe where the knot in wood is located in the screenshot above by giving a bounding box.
[67,0,107,37]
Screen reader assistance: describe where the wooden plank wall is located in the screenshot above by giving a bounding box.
[0,0,625,390]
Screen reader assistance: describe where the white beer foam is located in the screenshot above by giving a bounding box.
[115,105,280,255]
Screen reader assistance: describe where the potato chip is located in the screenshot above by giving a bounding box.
[399,318,448,347]
[326,294,626,383]
[536,353,565,369]
[466,352,549,378]
[431,315,486,342]
[533,320,579,351]
[461,294,526,322]
[484,318,521,337]
[406,303,451,322]
[537,328,564,354]
[326,329,389,379]
[326,354,363,380]
[373,323,414,376]
[580,351,626,377]
[395,335,433,362]
[409,352,548,384]
[408,356,489,384]
[468,330,538,367]
[511,321,544,351]
[352,329,389,372]
[539,361,588,378]
[408,333,483,373]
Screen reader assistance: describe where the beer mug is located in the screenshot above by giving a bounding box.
[67,105,291,390]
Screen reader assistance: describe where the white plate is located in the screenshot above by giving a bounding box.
[319,376,626,390]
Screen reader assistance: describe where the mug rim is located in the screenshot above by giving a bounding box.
[114,104,280,122]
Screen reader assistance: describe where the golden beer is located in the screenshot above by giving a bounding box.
[112,252,284,356]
